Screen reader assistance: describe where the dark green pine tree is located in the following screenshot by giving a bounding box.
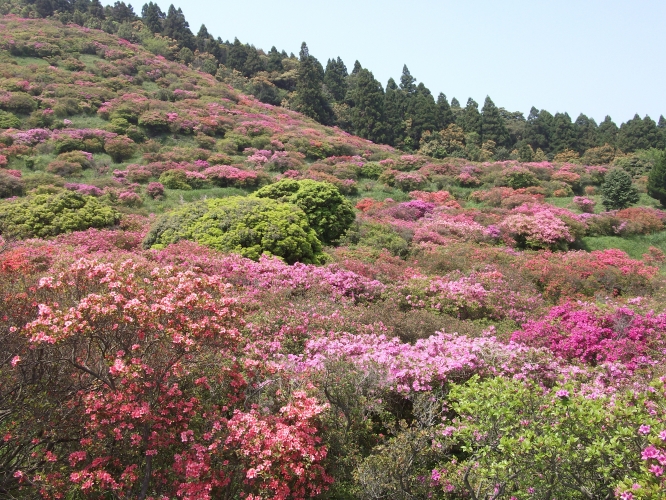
[399,65,417,94]
[323,57,348,102]
[266,47,284,72]
[384,78,406,147]
[550,112,578,154]
[349,68,386,143]
[242,46,265,77]
[458,98,482,136]
[574,113,600,153]
[405,83,438,146]
[617,114,663,153]
[524,107,554,153]
[141,2,165,33]
[88,0,105,19]
[658,116,666,150]
[648,150,666,206]
[436,93,454,130]
[227,38,248,73]
[481,96,509,147]
[597,115,619,147]
[295,42,333,125]
[106,2,136,23]
[163,5,194,49]
[351,60,362,75]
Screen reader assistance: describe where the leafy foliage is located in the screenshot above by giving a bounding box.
[144,196,324,263]
[0,191,120,238]
[253,179,355,244]
[601,167,640,210]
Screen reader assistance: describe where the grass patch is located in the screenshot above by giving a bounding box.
[580,232,666,259]
[13,57,50,67]
[67,115,109,129]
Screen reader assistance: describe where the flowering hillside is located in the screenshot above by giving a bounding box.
[2,15,666,500]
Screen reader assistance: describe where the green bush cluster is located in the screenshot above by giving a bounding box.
[253,179,355,244]
[0,110,21,128]
[143,196,325,264]
[0,191,120,239]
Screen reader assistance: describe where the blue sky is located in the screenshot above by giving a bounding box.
[105,0,666,124]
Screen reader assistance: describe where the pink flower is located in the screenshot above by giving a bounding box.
[639,425,651,435]
[10,356,20,367]
[555,389,570,398]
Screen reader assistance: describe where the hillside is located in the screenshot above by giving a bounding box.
[2,15,666,500]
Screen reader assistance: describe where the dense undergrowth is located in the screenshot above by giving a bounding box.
[2,15,666,500]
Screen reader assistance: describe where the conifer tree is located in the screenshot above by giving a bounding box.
[550,112,578,154]
[399,65,417,94]
[163,5,194,49]
[574,113,599,153]
[227,38,248,73]
[141,2,164,33]
[405,83,438,146]
[617,115,663,152]
[349,69,386,143]
[295,42,333,125]
[323,57,348,102]
[266,47,284,72]
[458,98,482,136]
[436,93,454,130]
[242,46,264,77]
[598,116,619,147]
[601,168,640,210]
[524,107,554,153]
[481,96,509,147]
[648,151,666,206]
[384,78,405,147]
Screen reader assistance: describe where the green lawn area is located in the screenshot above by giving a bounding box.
[581,232,666,259]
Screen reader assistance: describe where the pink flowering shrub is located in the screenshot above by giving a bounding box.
[64,183,104,196]
[2,257,332,499]
[499,207,575,249]
[573,196,596,213]
[394,171,426,191]
[511,302,666,368]
[202,165,259,187]
[146,182,165,199]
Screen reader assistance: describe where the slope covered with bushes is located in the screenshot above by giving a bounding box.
[2,14,666,500]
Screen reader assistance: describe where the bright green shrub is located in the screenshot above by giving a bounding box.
[253,179,355,244]
[359,162,384,179]
[499,167,540,189]
[104,136,137,163]
[143,196,324,264]
[54,137,86,154]
[158,169,191,190]
[601,167,640,210]
[0,110,21,129]
[0,191,120,239]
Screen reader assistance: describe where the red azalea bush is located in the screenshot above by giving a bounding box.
[2,256,332,499]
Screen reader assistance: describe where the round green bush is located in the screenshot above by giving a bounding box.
[158,169,192,190]
[143,196,324,264]
[253,179,355,244]
[0,191,120,239]
[0,110,21,129]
